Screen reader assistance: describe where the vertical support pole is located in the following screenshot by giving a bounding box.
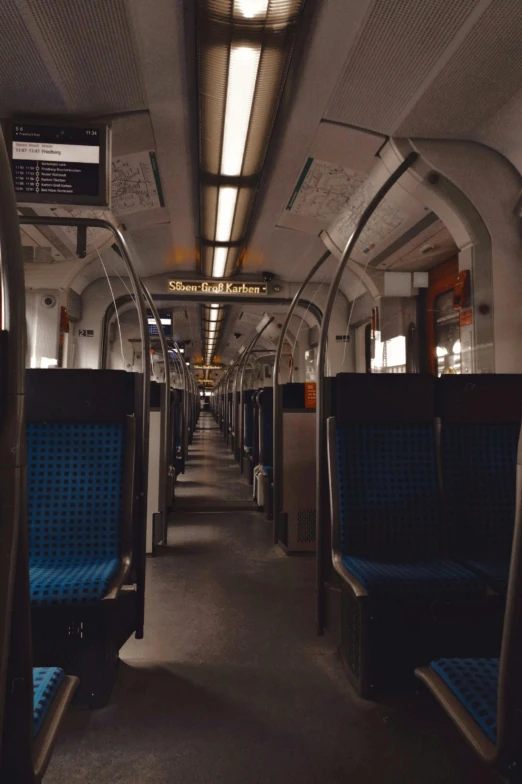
[272,252,330,544]
[315,153,418,635]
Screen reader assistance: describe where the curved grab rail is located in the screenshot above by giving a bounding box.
[18,214,151,638]
[314,152,418,635]
[272,251,330,544]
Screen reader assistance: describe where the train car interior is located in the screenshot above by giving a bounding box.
[1,1,522,782]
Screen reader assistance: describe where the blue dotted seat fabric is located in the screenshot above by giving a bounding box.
[336,424,484,598]
[430,658,499,743]
[27,422,124,606]
[33,667,65,739]
[342,555,483,599]
[442,424,518,593]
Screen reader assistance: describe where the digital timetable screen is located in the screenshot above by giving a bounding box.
[148,313,172,337]
[9,121,110,207]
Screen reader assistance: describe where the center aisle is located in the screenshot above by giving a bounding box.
[46,412,494,784]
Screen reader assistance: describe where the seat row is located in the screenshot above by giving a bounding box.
[328,372,522,781]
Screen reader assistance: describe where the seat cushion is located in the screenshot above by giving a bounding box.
[341,555,485,599]
[431,658,499,743]
[461,555,509,594]
[33,667,65,739]
[30,557,120,606]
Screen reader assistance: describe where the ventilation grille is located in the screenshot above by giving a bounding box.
[297,509,316,543]
[22,246,54,264]
[2,0,146,115]
[397,0,522,136]
[325,0,480,133]
[0,1,65,114]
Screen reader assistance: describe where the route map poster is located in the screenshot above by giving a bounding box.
[111,150,165,216]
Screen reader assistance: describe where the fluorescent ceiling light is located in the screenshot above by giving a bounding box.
[221,45,261,176]
[212,246,228,277]
[209,307,219,323]
[216,187,238,242]
[236,0,269,18]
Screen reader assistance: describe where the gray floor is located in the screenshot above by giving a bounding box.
[46,412,498,784]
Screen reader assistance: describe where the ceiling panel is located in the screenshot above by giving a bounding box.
[16,0,146,114]
[0,0,66,114]
[325,0,480,133]
[397,0,522,137]
[126,0,198,261]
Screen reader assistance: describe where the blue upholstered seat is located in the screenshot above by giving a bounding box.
[442,423,518,593]
[335,423,485,599]
[430,658,499,742]
[27,422,125,607]
[342,555,484,599]
[30,557,120,606]
[33,667,65,739]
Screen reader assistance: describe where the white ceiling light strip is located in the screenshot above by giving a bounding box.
[212,247,229,277]
[215,186,238,242]
[221,44,261,176]
[235,0,269,19]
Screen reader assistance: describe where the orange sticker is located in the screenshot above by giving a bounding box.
[460,308,473,326]
[305,382,317,409]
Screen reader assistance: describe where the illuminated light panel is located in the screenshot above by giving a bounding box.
[215,187,238,242]
[235,0,269,18]
[212,246,229,277]
[221,46,261,177]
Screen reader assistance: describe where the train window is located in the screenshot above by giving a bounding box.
[371,331,406,374]
[434,289,461,376]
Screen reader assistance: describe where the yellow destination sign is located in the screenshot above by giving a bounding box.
[168,279,267,295]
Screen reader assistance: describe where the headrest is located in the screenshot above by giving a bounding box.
[335,373,435,424]
[437,374,522,423]
[26,369,141,422]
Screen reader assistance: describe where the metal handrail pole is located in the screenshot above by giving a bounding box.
[0,127,28,754]
[18,215,151,637]
[141,283,171,546]
[314,152,418,634]
[238,318,274,468]
[272,252,330,544]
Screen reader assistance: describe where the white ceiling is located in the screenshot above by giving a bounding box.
[4,0,522,364]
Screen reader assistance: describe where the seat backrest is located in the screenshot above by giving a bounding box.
[258,387,274,468]
[244,390,255,448]
[26,370,138,565]
[27,421,125,563]
[335,374,438,558]
[438,375,522,558]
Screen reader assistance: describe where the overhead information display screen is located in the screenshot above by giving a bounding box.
[10,121,109,207]
[168,279,268,296]
[148,312,172,337]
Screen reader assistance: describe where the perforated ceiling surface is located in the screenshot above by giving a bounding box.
[0,0,66,114]
[325,0,480,134]
[0,0,146,115]
[397,0,522,137]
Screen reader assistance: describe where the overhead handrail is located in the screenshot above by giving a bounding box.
[272,252,330,544]
[314,152,419,634]
[18,214,151,637]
